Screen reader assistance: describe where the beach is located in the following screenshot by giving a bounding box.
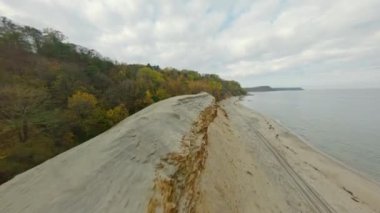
[0,93,379,212]
[200,98,380,212]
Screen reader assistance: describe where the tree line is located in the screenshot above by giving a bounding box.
[0,17,246,184]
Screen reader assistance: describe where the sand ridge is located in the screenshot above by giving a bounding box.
[0,93,379,213]
[148,103,217,212]
[0,93,215,213]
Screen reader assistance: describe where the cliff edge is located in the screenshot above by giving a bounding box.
[1,93,380,213]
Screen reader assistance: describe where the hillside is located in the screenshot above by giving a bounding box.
[245,86,304,92]
[1,93,379,213]
[0,17,246,184]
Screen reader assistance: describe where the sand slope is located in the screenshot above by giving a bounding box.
[1,93,380,213]
[0,93,215,213]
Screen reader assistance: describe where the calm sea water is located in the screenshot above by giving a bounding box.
[241,89,380,183]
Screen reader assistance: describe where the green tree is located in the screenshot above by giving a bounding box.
[137,67,164,89]
[0,85,50,143]
[154,88,170,101]
[0,16,247,184]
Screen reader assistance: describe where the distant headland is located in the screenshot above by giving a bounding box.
[244,86,304,92]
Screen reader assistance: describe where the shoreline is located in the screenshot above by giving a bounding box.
[1,93,379,212]
[218,97,380,212]
[241,91,380,185]
[247,104,380,186]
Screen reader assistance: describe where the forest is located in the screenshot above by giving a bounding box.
[0,17,246,184]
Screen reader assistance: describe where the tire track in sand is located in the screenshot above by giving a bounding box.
[231,100,335,213]
[254,126,335,213]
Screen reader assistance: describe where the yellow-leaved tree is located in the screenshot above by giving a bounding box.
[66,91,103,140]
[106,104,128,125]
[67,91,98,118]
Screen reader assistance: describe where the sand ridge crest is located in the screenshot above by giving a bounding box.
[0,93,379,213]
[148,103,217,213]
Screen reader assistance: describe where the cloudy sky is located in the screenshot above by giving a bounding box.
[1,0,380,88]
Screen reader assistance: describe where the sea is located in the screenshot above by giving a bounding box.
[241,89,380,183]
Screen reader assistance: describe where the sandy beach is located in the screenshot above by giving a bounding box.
[198,98,380,212]
[0,93,379,212]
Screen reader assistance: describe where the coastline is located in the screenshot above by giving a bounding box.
[242,89,380,184]
[0,93,379,212]
[214,97,380,212]
[251,105,380,186]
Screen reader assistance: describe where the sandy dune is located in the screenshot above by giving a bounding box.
[1,93,379,213]
[0,93,215,213]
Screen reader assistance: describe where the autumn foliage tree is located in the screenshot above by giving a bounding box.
[0,17,246,184]
[67,91,102,140]
[0,85,50,143]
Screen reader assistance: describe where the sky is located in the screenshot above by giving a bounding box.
[1,0,380,89]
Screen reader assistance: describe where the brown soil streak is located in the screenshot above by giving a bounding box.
[147,104,217,213]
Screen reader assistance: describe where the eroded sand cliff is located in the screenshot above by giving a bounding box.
[1,93,379,213]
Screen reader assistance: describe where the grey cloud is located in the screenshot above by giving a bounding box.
[1,0,379,88]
